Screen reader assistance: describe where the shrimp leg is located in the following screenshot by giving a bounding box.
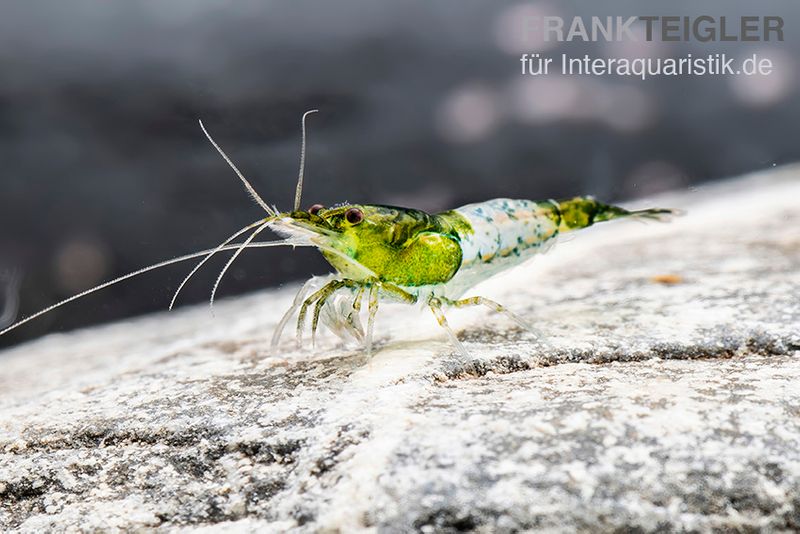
[296,279,347,348]
[441,295,550,345]
[311,279,360,346]
[428,296,470,359]
[272,275,334,349]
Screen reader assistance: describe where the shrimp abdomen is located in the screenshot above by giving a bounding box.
[446,199,560,270]
[555,196,679,232]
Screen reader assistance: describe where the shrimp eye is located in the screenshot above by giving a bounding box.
[345,207,364,225]
[308,203,324,215]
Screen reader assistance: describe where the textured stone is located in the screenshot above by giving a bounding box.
[1,167,799,532]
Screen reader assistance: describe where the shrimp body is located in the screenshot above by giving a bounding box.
[0,110,679,359]
[438,196,670,298]
[438,198,560,298]
[267,196,676,355]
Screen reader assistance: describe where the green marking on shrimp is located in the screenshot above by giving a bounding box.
[0,111,681,359]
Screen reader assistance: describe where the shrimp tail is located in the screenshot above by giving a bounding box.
[553,196,682,232]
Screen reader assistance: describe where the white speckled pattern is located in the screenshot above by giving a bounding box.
[443,198,560,297]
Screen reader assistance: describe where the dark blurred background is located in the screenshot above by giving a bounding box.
[1,0,799,347]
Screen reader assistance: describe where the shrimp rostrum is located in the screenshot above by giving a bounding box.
[0,111,679,357]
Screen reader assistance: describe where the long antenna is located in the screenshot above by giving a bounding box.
[0,238,303,338]
[199,119,274,215]
[209,220,271,310]
[169,219,267,310]
[293,109,319,212]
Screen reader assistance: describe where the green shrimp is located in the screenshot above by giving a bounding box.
[0,111,679,357]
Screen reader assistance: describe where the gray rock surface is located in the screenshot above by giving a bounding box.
[1,167,799,532]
